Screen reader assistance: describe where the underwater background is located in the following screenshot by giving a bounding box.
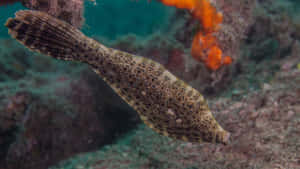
[0,0,299,169]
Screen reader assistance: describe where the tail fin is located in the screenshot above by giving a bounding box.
[5,10,88,61]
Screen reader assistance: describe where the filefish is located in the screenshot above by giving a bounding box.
[5,10,230,144]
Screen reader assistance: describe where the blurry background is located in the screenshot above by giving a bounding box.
[0,0,172,39]
[0,0,299,169]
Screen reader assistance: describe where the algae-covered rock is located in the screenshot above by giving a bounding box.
[21,0,84,28]
[1,0,300,168]
[0,40,139,169]
[49,58,300,169]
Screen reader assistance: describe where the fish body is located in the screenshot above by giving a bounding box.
[5,10,230,144]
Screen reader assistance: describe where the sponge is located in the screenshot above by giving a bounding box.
[160,0,232,70]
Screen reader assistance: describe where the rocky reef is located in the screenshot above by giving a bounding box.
[50,68,300,169]
[0,40,139,169]
[0,0,300,169]
[0,0,85,28]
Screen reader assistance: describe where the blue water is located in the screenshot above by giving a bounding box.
[0,3,24,38]
[1,1,299,169]
[0,1,171,39]
[82,0,171,39]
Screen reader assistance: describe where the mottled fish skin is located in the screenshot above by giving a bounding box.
[5,10,230,144]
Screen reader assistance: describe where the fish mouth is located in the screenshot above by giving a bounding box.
[222,131,231,145]
[217,130,231,145]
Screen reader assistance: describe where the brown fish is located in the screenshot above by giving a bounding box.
[5,10,230,144]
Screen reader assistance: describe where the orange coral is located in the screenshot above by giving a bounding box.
[160,0,232,70]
